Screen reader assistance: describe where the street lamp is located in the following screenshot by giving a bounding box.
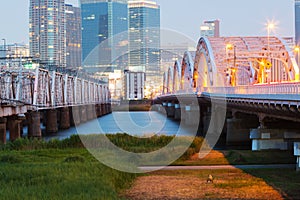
[267,22,275,56]
[226,43,237,86]
[294,46,300,66]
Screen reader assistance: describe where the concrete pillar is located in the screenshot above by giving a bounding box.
[105,103,110,115]
[184,104,200,126]
[0,118,7,144]
[162,102,167,114]
[86,105,96,120]
[96,104,102,117]
[7,116,22,141]
[226,118,252,146]
[166,102,175,118]
[174,104,181,121]
[70,106,81,126]
[27,112,42,138]
[101,104,107,115]
[60,107,70,129]
[46,109,58,133]
[80,106,87,123]
[294,142,300,171]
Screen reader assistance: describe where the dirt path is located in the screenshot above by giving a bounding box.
[123,169,284,200]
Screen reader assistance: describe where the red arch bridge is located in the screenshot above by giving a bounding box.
[156,36,300,169]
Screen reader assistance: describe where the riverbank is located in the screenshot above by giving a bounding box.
[0,135,299,199]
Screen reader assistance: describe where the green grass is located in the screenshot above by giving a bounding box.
[0,148,137,200]
[245,168,300,199]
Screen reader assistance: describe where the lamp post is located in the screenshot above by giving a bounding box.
[226,43,237,86]
[267,22,274,56]
[295,46,300,66]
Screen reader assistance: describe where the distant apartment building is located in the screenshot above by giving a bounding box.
[128,0,161,91]
[123,70,145,100]
[81,0,128,73]
[29,0,66,67]
[65,4,82,69]
[200,19,220,37]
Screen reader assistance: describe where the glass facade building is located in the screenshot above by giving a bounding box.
[128,0,161,90]
[65,4,82,69]
[29,0,66,67]
[81,0,128,72]
[296,0,300,46]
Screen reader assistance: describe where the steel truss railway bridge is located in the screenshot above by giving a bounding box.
[156,36,300,169]
[0,66,111,143]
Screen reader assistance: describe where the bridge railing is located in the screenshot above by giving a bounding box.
[203,82,300,99]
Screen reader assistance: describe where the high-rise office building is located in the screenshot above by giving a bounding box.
[65,4,82,69]
[29,0,66,67]
[295,0,300,46]
[128,0,161,89]
[81,0,128,72]
[200,19,220,37]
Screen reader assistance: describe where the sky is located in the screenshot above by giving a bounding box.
[0,0,295,44]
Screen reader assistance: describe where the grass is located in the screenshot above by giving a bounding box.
[173,149,296,166]
[0,148,137,200]
[0,134,298,199]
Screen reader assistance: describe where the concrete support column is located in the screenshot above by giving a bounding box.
[0,118,7,144]
[60,107,70,129]
[80,106,87,123]
[174,104,181,121]
[101,104,107,115]
[294,142,300,171]
[7,116,22,141]
[96,104,102,117]
[46,109,58,133]
[105,103,111,114]
[70,106,81,126]
[27,112,42,138]
[87,105,96,120]
[166,102,175,118]
[226,118,253,146]
[184,104,200,126]
[162,102,167,114]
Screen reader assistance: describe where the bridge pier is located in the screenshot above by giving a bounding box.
[174,104,181,121]
[59,107,70,129]
[7,115,23,141]
[184,103,200,126]
[226,113,259,146]
[250,116,300,151]
[46,109,58,133]
[0,118,7,144]
[86,105,95,120]
[70,106,81,126]
[96,104,102,117]
[101,104,107,115]
[80,106,88,123]
[166,102,175,118]
[27,112,42,138]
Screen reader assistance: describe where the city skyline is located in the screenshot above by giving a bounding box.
[0,0,295,44]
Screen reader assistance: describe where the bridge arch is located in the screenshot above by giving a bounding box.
[173,60,181,92]
[167,66,174,94]
[181,51,195,91]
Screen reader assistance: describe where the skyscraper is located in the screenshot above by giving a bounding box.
[65,4,82,69]
[200,19,220,37]
[128,0,161,89]
[81,0,128,72]
[29,0,66,67]
[295,0,300,46]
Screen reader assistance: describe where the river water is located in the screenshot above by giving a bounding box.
[44,111,196,141]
